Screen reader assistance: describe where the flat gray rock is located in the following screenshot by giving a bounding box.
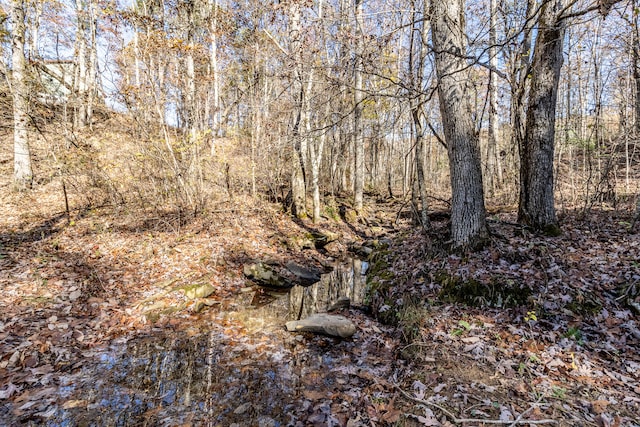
[285,313,356,338]
[243,262,292,288]
[285,261,322,286]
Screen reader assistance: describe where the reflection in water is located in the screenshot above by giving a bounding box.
[250,258,369,321]
[289,258,368,320]
[52,332,299,426]
[46,258,370,426]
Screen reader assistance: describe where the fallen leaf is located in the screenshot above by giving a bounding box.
[303,390,326,400]
[595,413,613,427]
[416,407,441,426]
[382,407,401,423]
[591,400,610,414]
[433,382,446,393]
[0,383,18,400]
[62,399,87,409]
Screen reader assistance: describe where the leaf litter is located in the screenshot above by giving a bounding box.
[0,188,406,425]
[373,208,639,426]
[0,180,639,425]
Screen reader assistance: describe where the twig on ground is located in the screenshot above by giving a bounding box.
[395,384,558,425]
[507,397,545,427]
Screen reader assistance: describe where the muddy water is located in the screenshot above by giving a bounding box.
[47,259,385,426]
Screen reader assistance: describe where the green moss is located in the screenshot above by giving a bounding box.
[144,304,185,323]
[366,246,390,277]
[563,326,584,344]
[365,244,399,322]
[323,200,341,221]
[286,233,315,250]
[344,208,358,223]
[437,271,532,308]
[566,292,602,316]
[542,223,562,237]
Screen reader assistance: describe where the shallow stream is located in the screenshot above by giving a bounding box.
[46,259,388,426]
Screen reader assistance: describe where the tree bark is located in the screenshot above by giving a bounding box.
[508,0,535,203]
[87,0,98,129]
[209,0,221,154]
[633,14,640,135]
[289,0,307,218]
[74,0,89,128]
[431,0,488,249]
[353,0,364,212]
[486,0,502,195]
[410,0,431,231]
[28,0,43,59]
[185,0,197,140]
[11,0,33,188]
[518,0,566,234]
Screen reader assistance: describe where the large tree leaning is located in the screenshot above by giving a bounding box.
[518,0,567,234]
[431,0,488,249]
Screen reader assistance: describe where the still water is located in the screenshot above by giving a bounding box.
[47,259,374,426]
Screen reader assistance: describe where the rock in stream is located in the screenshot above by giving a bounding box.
[285,313,357,338]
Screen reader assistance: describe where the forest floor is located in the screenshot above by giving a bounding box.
[0,169,639,426]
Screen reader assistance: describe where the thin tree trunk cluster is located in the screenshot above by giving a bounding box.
[4,0,635,248]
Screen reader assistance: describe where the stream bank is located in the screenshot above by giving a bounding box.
[4,194,637,426]
[40,257,402,426]
[1,197,410,426]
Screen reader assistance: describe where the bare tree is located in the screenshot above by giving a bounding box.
[486,0,502,195]
[632,6,640,135]
[288,0,307,218]
[410,0,431,230]
[353,0,365,212]
[208,0,222,152]
[431,0,488,248]
[518,0,566,233]
[517,0,621,232]
[10,0,32,188]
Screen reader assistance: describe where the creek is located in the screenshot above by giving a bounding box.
[46,259,385,426]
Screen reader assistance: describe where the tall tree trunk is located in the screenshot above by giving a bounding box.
[431,0,488,249]
[86,0,98,129]
[74,0,91,128]
[518,0,566,234]
[309,0,327,223]
[509,0,535,203]
[310,101,328,223]
[353,0,364,212]
[410,0,431,231]
[133,24,141,87]
[28,0,43,59]
[209,0,221,154]
[11,0,33,188]
[633,14,640,135]
[185,1,197,140]
[289,0,307,218]
[186,50,196,138]
[486,0,501,195]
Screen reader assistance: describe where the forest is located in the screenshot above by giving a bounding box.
[0,0,639,425]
